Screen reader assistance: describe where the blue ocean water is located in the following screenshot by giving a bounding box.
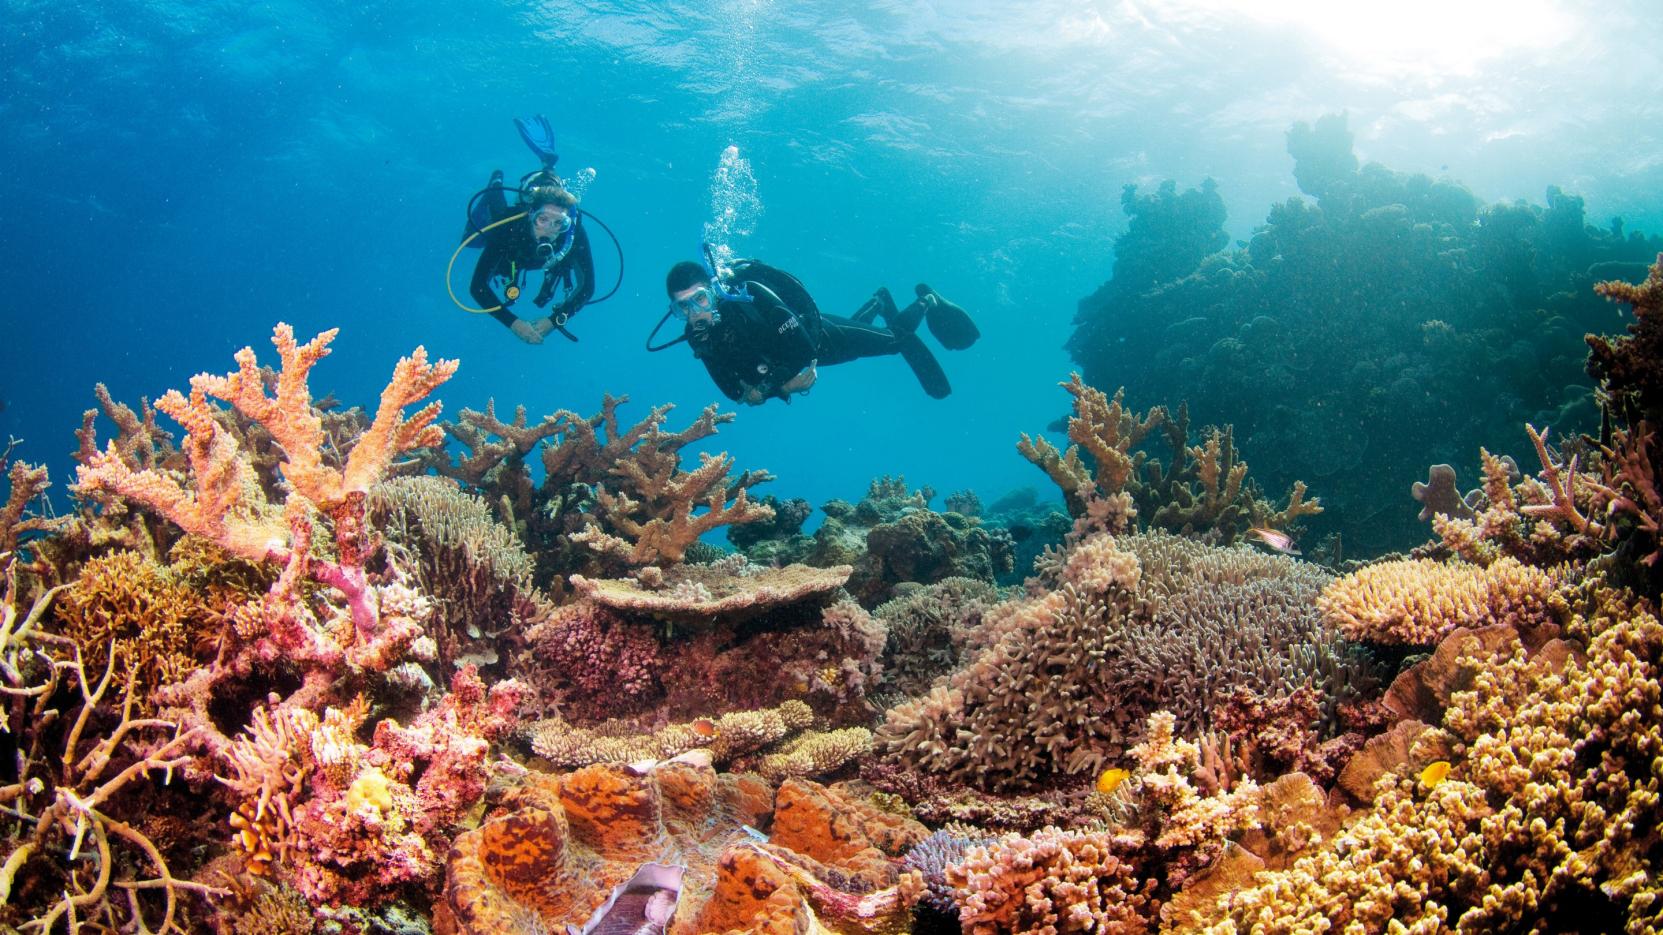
[4,0,1662,524]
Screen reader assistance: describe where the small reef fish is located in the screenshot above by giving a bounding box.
[567,862,685,935]
[1246,526,1301,556]
[1095,767,1131,796]
[740,824,770,843]
[1420,760,1452,789]
[690,718,718,738]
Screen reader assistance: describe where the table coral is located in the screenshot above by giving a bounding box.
[570,561,851,625]
[525,699,815,768]
[1318,556,1563,646]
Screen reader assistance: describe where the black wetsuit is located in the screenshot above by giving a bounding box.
[468,186,594,334]
[688,274,943,401]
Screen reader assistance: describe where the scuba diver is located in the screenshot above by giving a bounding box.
[652,250,980,404]
[451,116,620,344]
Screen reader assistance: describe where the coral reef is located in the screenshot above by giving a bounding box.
[74,323,455,678]
[876,532,1372,791]
[420,394,775,585]
[1069,114,1662,554]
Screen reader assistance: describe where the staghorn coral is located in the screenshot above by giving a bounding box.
[442,757,923,934]
[1,451,66,565]
[423,394,776,584]
[1428,432,1617,569]
[1188,584,1663,933]
[0,641,221,933]
[1318,555,1564,646]
[1019,374,1320,546]
[74,323,456,678]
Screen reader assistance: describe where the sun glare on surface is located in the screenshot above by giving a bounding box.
[1184,0,1570,80]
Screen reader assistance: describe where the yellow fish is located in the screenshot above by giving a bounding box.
[1420,760,1452,788]
[1095,767,1131,796]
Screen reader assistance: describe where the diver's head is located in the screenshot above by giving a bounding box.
[525,186,577,255]
[667,260,719,331]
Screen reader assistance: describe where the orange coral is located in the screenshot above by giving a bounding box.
[1318,556,1562,645]
[444,759,923,934]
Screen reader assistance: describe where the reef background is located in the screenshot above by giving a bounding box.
[5,1,1663,550]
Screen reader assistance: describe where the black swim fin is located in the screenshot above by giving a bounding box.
[898,333,951,399]
[915,284,979,350]
[853,287,897,325]
[514,115,559,167]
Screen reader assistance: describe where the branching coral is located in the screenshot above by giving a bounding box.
[1318,555,1563,646]
[1018,374,1320,545]
[424,393,775,582]
[0,644,222,933]
[74,323,456,679]
[1190,585,1663,933]
[946,826,1155,934]
[369,475,544,669]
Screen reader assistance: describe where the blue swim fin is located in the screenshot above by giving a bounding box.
[515,115,559,168]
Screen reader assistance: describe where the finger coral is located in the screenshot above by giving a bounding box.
[945,826,1155,935]
[1190,585,1663,932]
[1318,556,1563,645]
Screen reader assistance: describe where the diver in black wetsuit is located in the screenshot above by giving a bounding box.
[467,174,595,344]
[661,258,980,404]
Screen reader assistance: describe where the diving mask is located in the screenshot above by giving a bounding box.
[671,283,719,320]
[531,206,574,240]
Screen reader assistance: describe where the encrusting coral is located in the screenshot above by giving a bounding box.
[441,756,926,934]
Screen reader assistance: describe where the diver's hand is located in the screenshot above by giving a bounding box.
[510,319,544,345]
[740,385,768,406]
[532,317,556,337]
[780,364,817,395]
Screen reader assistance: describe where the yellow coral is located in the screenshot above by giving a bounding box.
[1187,587,1663,933]
[54,550,214,710]
[346,767,395,817]
[1318,556,1561,645]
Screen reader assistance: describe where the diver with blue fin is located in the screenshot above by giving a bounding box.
[648,246,979,403]
[447,115,623,344]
